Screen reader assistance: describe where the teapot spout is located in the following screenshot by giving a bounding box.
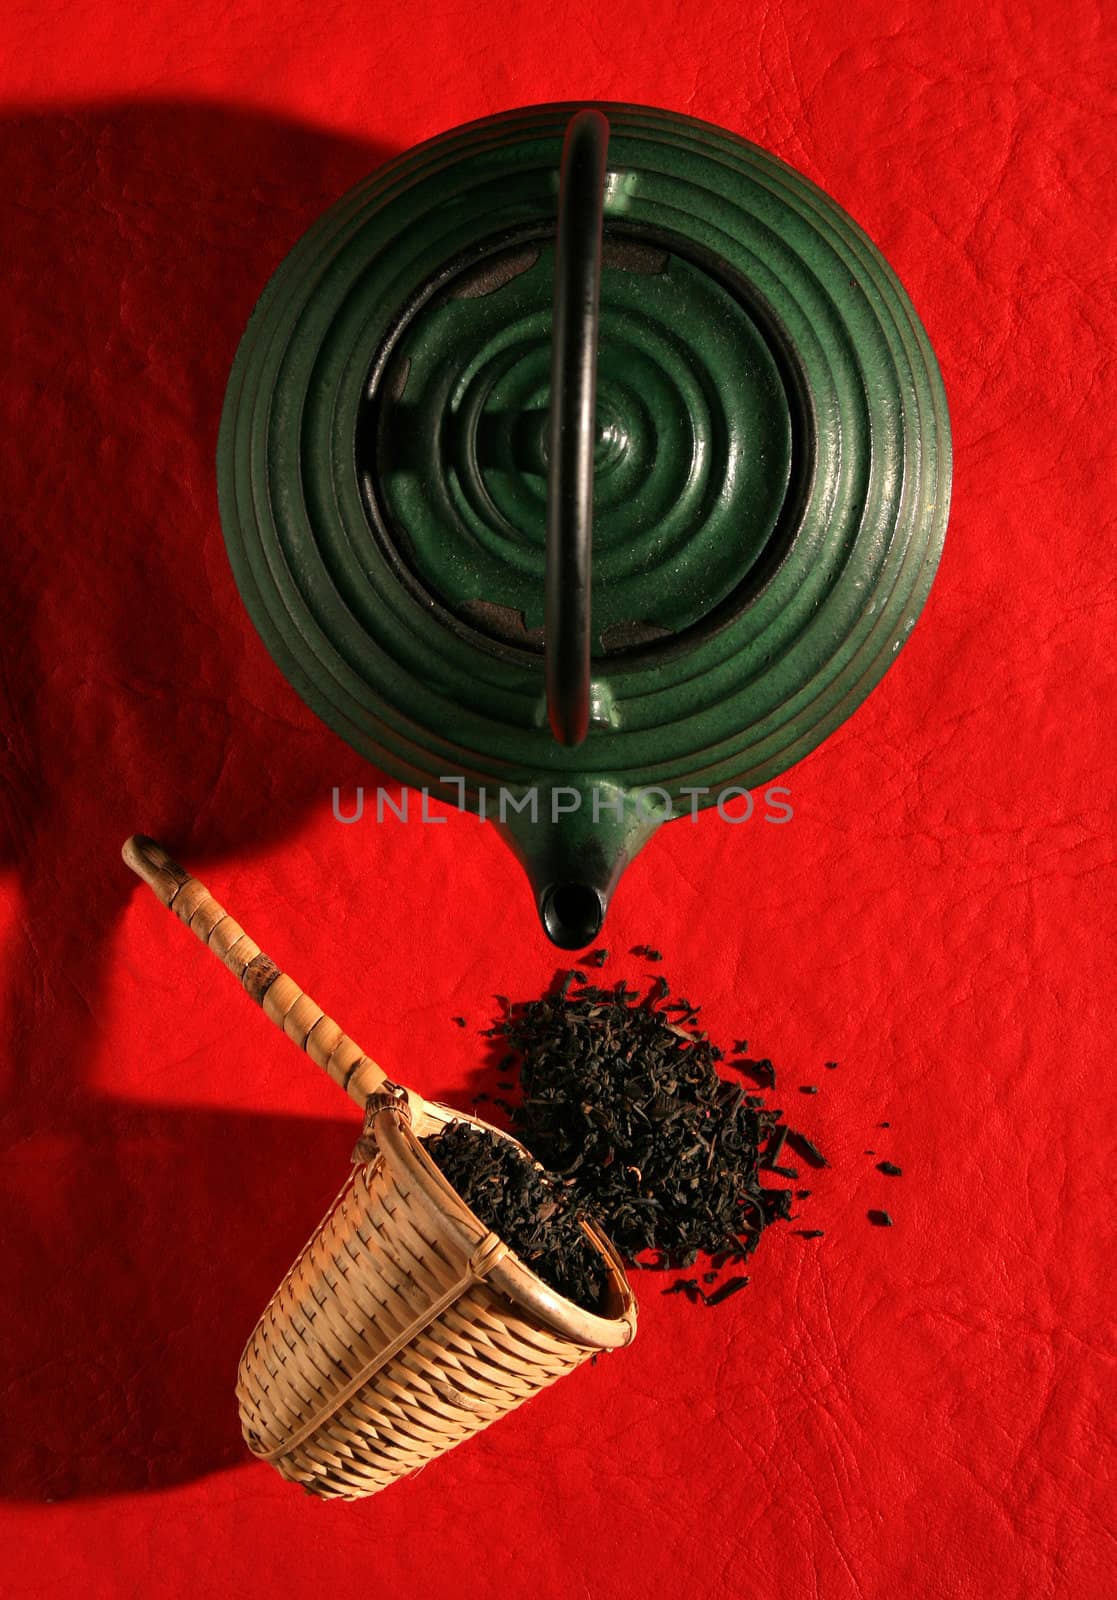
[541,880,608,950]
[494,781,663,949]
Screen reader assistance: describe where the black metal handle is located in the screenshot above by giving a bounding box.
[545,109,609,748]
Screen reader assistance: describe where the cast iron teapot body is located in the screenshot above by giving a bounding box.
[218,103,951,946]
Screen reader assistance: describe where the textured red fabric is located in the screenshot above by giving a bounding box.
[1,3,1113,1597]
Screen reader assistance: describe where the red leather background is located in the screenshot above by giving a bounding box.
[1,2,1113,1597]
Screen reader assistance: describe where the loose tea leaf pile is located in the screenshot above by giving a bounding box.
[422,1119,608,1314]
[491,974,797,1294]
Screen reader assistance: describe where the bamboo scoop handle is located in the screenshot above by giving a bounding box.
[121,835,433,1128]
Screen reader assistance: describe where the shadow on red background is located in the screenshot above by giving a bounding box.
[0,102,407,1498]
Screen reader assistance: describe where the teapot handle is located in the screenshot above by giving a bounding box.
[544,108,609,748]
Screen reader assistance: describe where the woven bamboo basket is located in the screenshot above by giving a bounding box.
[122,836,636,1500]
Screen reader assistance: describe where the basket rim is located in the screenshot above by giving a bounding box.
[378,1107,637,1350]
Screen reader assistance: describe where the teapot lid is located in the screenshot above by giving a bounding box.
[363,224,799,659]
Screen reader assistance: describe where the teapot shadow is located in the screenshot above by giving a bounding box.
[0,98,401,1498]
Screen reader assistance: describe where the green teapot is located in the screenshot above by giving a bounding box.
[218,103,950,947]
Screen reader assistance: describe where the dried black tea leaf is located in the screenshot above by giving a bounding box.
[663,1278,702,1302]
[422,1120,606,1313]
[735,1056,776,1089]
[701,1276,750,1306]
[762,1124,788,1168]
[786,1130,829,1169]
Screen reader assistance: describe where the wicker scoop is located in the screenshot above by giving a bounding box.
[122,835,637,1500]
